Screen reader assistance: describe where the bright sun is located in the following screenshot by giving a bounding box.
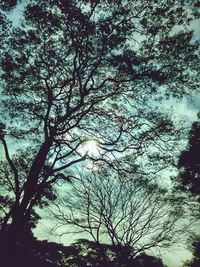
[82,140,100,157]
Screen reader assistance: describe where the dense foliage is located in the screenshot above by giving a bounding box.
[0,3,199,267]
[178,114,200,201]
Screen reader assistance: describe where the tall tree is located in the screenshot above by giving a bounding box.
[178,114,200,267]
[0,0,199,237]
[178,113,200,201]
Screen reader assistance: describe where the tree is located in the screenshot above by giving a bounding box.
[0,0,19,11]
[184,236,200,267]
[60,239,165,267]
[0,235,166,267]
[0,0,19,51]
[178,113,200,201]
[0,0,199,237]
[177,114,200,267]
[51,170,191,259]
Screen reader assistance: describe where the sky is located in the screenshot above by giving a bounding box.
[0,3,200,267]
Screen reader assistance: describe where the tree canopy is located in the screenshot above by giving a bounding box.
[178,113,200,201]
[0,0,199,257]
[177,114,200,267]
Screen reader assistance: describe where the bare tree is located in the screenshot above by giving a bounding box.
[51,169,193,258]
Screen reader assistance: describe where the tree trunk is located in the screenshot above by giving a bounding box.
[5,138,53,237]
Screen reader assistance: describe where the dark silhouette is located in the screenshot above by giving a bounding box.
[0,232,56,267]
[177,114,200,267]
[62,239,165,267]
[183,236,200,267]
[178,113,200,201]
[0,0,18,11]
[0,235,166,267]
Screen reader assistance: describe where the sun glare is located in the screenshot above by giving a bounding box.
[82,140,100,157]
